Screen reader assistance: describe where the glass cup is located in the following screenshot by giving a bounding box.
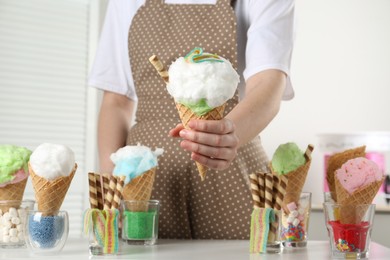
[24,210,69,254]
[323,203,376,259]
[83,208,120,256]
[0,200,35,249]
[266,209,282,254]
[280,192,312,248]
[121,200,160,246]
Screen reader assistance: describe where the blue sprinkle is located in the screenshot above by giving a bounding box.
[28,215,65,248]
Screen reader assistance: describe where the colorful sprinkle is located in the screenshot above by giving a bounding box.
[184,47,223,63]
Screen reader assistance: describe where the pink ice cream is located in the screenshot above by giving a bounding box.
[335,157,383,194]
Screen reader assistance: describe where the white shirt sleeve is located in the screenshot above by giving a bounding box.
[243,0,295,100]
[88,0,141,101]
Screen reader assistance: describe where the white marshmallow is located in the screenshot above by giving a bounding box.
[8,208,17,217]
[2,227,9,235]
[287,216,295,224]
[298,208,305,215]
[9,228,17,237]
[3,235,10,243]
[290,210,299,217]
[16,224,23,231]
[3,221,12,229]
[292,218,300,227]
[11,217,20,225]
[3,212,11,221]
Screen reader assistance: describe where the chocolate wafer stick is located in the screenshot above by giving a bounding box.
[111,176,126,210]
[258,172,265,207]
[88,172,98,209]
[95,173,104,210]
[149,55,169,84]
[104,176,117,210]
[249,173,261,209]
[264,173,274,209]
[101,173,110,206]
[304,144,314,161]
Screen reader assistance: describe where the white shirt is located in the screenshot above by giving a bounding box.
[88,0,295,101]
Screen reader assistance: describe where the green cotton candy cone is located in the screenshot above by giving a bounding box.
[0,145,32,184]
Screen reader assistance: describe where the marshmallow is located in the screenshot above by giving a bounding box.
[9,228,17,237]
[3,221,12,229]
[3,212,11,221]
[290,210,299,217]
[286,202,297,212]
[287,216,295,224]
[9,208,18,217]
[16,224,23,231]
[2,227,9,235]
[3,235,10,243]
[292,218,300,227]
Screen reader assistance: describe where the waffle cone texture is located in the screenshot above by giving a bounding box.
[122,167,156,201]
[270,156,312,206]
[335,176,384,224]
[0,177,28,212]
[175,102,226,181]
[29,162,77,215]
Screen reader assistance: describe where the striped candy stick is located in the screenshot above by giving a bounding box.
[88,172,98,209]
[104,176,117,210]
[149,55,169,84]
[249,173,261,209]
[258,172,266,207]
[111,176,126,210]
[95,173,104,210]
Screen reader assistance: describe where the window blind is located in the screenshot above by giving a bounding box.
[0,0,91,237]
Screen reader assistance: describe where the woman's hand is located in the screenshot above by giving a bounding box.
[169,118,239,171]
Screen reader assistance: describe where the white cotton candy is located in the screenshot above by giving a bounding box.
[29,143,75,180]
[167,57,239,108]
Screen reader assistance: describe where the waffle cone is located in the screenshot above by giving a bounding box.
[326,146,366,201]
[284,158,311,205]
[0,177,28,212]
[175,102,226,181]
[122,167,156,201]
[29,162,77,215]
[271,156,312,207]
[335,176,384,224]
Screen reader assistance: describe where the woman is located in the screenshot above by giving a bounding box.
[89,0,295,239]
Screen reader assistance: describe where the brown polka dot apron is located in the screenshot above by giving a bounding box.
[127,0,268,239]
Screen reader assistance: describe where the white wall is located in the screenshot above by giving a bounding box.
[261,0,390,206]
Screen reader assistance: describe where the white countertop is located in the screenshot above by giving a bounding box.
[1,238,390,260]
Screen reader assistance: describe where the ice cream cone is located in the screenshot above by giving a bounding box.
[326,146,366,201]
[0,178,28,212]
[271,145,313,207]
[335,176,384,224]
[176,102,226,181]
[29,162,77,215]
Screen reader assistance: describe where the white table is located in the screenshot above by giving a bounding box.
[1,238,390,260]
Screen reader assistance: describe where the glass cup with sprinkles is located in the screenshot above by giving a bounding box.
[121,200,160,246]
[24,210,69,254]
[323,203,376,259]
